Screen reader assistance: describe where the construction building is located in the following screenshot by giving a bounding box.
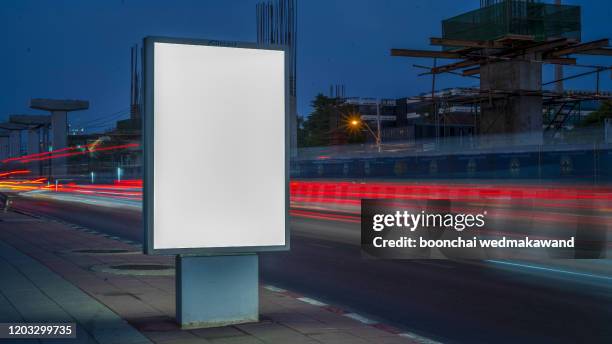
[257,0,298,156]
[390,0,611,147]
[325,83,608,148]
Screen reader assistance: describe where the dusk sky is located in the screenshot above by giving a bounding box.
[2,0,611,132]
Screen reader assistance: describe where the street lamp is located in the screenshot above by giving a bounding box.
[348,114,382,153]
[346,99,383,152]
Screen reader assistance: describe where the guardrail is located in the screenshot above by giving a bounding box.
[291,145,612,183]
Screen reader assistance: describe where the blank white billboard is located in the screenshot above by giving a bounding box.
[144,38,287,253]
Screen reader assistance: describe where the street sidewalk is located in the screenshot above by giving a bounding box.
[0,210,430,344]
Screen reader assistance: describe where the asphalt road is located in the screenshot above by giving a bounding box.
[9,195,612,344]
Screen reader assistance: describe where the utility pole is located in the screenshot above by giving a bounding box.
[376,99,382,153]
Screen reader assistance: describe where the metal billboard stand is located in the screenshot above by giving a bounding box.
[176,254,258,328]
[142,36,289,329]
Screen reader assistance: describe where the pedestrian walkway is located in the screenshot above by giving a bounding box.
[0,239,151,344]
[0,210,425,344]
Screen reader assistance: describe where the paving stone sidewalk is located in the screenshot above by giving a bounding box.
[0,210,425,344]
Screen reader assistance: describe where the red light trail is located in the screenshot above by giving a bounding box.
[1,177,610,229]
[19,143,140,163]
[289,181,612,202]
[41,179,143,201]
[0,170,31,178]
[1,143,140,164]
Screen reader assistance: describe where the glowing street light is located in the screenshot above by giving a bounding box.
[347,110,382,153]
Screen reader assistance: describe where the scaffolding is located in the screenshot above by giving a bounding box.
[402,87,611,143]
[390,0,611,144]
[256,0,298,155]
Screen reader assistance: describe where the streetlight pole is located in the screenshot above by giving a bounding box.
[346,101,382,153]
[355,117,381,153]
[375,99,382,153]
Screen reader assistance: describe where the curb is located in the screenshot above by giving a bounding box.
[10,208,142,249]
[263,285,443,344]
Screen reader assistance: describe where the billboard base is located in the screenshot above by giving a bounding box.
[176,254,259,329]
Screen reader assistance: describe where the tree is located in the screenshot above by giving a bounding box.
[580,100,612,127]
[298,93,365,147]
[300,94,335,147]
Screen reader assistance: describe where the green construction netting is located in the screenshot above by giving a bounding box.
[442,1,580,45]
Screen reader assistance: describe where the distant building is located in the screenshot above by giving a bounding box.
[66,115,141,181]
[337,88,478,144]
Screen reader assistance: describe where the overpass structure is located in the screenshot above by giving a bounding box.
[29,98,89,177]
[0,122,28,159]
[0,100,88,178]
[0,131,8,161]
[4,114,52,175]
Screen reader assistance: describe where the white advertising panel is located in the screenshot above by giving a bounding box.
[143,37,288,254]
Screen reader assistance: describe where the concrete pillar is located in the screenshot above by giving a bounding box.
[41,126,51,177]
[51,111,68,177]
[8,130,21,158]
[27,128,40,155]
[27,129,41,175]
[41,126,50,151]
[29,99,89,179]
[480,56,543,146]
[51,111,67,150]
[0,137,9,160]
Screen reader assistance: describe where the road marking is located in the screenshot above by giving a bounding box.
[487,260,612,282]
[399,332,444,344]
[263,285,287,293]
[343,313,377,325]
[261,283,442,343]
[297,297,327,306]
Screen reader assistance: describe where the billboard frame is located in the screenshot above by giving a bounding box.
[142,36,290,255]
